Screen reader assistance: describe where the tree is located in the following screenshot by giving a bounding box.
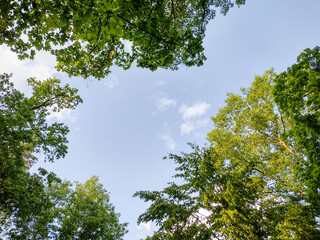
[0,74,127,239]
[0,169,54,238]
[0,0,245,79]
[273,46,320,214]
[2,173,128,240]
[0,73,82,224]
[56,176,127,240]
[134,70,320,239]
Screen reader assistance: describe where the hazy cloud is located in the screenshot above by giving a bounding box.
[137,222,151,232]
[120,39,133,55]
[179,102,210,135]
[156,79,166,86]
[46,108,78,123]
[156,96,177,111]
[102,74,119,89]
[180,121,195,135]
[0,46,56,92]
[160,133,176,150]
[179,102,210,120]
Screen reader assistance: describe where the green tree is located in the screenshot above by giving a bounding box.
[0,73,82,224]
[273,46,320,214]
[2,173,128,240]
[0,74,127,239]
[0,169,55,238]
[56,176,127,240]
[135,70,320,239]
[0,0,245,79]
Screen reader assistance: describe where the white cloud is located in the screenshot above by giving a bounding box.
[187,208,212,228]
[102,74,119,89]
[178,102,210,135]
[198,208,211,217]
[46,108,78,123]
[0,46,79,124]
[137,222,151,232]
[0,46,57,92]
[120,39,133,54]
[179,102,210,120]
[156,96,177,111]
[156,79,166,86]
[160,134,176,150]
[180,121,195,135]
[180,119,210,136]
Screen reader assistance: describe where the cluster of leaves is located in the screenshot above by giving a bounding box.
[1,171,127,239]
[0,0,245,79]
[135,57,320,239]
[1,0,318,238]
[0,73,82,216]
[274,46,320,213]
[0,73,127,239]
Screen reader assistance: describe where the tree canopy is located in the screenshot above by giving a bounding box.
[134,69,320,239]
[0,74,127,239]
[273,46,320,214]
[0,0,245,79]
[1,1,319,238]
[0,73,82,218]
[1,172,128,239]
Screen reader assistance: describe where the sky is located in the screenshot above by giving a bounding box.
[1,0,320,239]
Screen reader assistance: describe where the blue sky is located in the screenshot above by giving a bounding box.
[1,0,320,239]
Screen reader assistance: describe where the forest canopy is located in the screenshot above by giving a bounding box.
[0,74,127,239]
[135,47,320,239]
[1,1,319,239]
[0,0,245,79]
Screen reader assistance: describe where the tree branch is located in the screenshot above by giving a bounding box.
[31,94,63,111]
[171,0,175,18]
[253,167,307,196]
[117,14,181,47]
[234,151,307,196]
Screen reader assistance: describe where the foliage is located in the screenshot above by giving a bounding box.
[55,176,127,240]
[0,73,82,219]
[273,46,320,213]
[0,0,245,79]
[0,74,127,239]
[1,172,128,239]
[0,169,53,237]
[135,70,320,239]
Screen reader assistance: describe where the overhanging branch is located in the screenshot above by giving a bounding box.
[117,14,181,47]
